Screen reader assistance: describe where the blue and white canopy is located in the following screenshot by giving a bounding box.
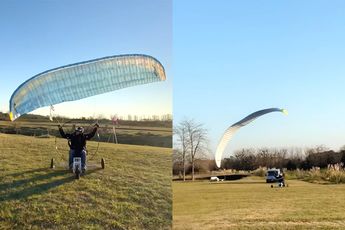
[9,54,166,121]
[215,108,288,168]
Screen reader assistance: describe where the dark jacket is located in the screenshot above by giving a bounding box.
[59,127,97,152]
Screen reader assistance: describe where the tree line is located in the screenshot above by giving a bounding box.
[174,145,345,176]
[173,118,345,177]
[0,112,173,123]
[222,146,345,171]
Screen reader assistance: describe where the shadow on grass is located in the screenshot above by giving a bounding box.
[0,168,48,180]
[86,167,103,174]
[204,181,267,185]
[0,169,69,193]
[0,166,104,202]
[173,174,250,181]
[0,169,74,202]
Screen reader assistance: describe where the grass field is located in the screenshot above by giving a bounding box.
[0,133,172,229]
[0,119,172,148]
[173,176,345,230]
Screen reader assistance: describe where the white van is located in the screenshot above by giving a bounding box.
[266,168,282,183]
[210,176,220,182]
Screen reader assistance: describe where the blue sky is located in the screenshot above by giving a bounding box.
[0,0,172,119]
[173,0,345,156]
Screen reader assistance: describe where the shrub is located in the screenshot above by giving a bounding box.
[308,167,322,182]
[252,167,267,177]
[325,163,345,184]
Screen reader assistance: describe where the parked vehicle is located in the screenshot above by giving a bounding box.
[266,168,282,183]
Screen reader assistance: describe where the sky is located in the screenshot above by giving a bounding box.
[173,0,345,157]
[0,0,172,119]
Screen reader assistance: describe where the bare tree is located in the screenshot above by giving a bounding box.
[174,121,189,181]
[174,119,209,181]
[172,149,184,177]
[185,119,208,181]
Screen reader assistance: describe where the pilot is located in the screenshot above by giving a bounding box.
[58,123,99,172]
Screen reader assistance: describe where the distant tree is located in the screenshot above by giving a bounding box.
[172,149,184,176]
[286,160,297,170]
[300,159,312,170]
[174,119,208,181]
[194,159,212,174]
[315,145,330,153]
[341,151,345,168]
[325,151,336,166]
[233,149,256,171]
[174,120,189,181]
[303,146,339,168]
[185,119,208,181]
[256,148,271,168]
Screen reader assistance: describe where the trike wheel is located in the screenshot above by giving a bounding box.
[101,158,105,169]
[75,166,81,179]
[50,158,55,169]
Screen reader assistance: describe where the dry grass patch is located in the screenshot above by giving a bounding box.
[173,177,345,229]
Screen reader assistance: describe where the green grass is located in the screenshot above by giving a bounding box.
[0,133,172,229]
[0,120,172,148]
[173,176,345,229]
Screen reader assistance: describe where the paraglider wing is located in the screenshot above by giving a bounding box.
[9,54,166,121]
[215,108,287,168]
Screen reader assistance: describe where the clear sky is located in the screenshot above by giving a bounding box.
[0,0,172,119]
[173,0,345,157]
